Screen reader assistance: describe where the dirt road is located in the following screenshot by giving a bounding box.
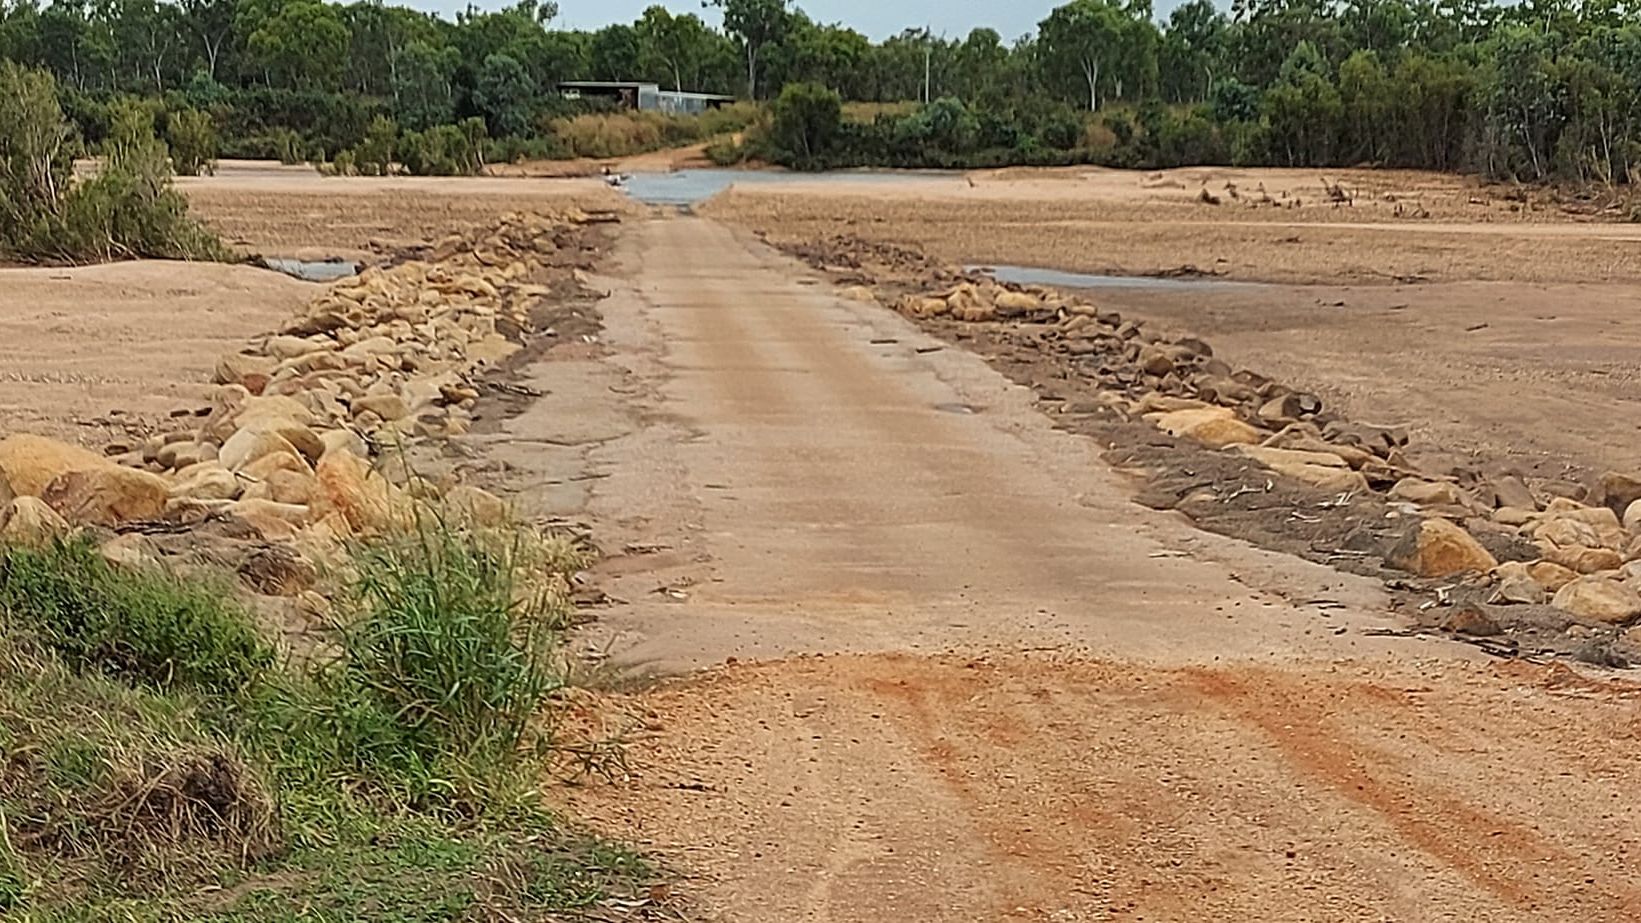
[704,169,1641,481]
[536,217,1641,921]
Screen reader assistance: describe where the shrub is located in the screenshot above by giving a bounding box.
[271,127,305,164]
[768,82,843,168]
[0,61,72,247]
[354,115,397,175]
[0,65,228,262]
[546,105,756,160]
[247,511,587,813]
[705,136,748,165]
[0,631,280,894]
[165,106,217,176]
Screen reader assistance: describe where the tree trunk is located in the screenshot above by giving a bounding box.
[746,45,757,100]
[1083,57,1100,111]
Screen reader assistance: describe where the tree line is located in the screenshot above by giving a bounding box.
[1,0,1639,182]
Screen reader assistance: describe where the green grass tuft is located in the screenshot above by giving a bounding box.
[0,538,272,695]
[0,512,651,921]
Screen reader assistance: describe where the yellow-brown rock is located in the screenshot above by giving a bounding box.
[1394,518,1498,578]
[0,434,110,497]
[41,466,169,526]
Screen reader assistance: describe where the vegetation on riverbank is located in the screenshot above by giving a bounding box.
[0,514,652,920]
[5,0,1641,183]
[0,62,225,264]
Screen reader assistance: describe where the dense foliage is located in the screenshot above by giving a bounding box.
[0,61,225,262]
[3,0,1641,179]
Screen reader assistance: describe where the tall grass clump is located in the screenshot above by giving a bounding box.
[547,102,756,159]
[260,515,586,812]
[0,501,646,919]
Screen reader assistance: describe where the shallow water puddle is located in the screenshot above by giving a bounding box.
[257,257,360,282]
[975,264,1268,292]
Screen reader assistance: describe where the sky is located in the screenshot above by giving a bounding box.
[418,0,1075,42]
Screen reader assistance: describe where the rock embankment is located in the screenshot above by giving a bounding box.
[0,211,606,616]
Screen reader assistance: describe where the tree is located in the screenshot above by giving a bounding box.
[1481,23,1562,179]
[474,51,533,137]
[1039,0,1128,110]
[588,23,641,80]
[1338,49,1391,162]
[180,0,235,82]
[1262,40,1342,165]
[0,60,69,241]
[245,0,348,89]
[636,5,714,91]
[391,40,456,130]
[1159,0,1227,102]
[711,0,789,99]
[768,80,840,164]
[953,28,1009,102]
[165,106,217,175]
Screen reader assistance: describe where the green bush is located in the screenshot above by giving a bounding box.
[397,118,487,176]
[259,516,578,810]
[271,127,305,164]
[0,64,227,263]
[705,136,748,165]
[353,115,398,175]
[0,61,73,247]
[768,82,843,168]
[0,498,647,918]
[165,106,217,176]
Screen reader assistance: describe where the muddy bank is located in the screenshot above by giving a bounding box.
[181,163,627,258]
[701,168,1641,285]
[0,261,310,447]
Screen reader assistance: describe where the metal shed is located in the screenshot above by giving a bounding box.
[557,81,735,115]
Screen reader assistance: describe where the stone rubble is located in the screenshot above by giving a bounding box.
[0,211,606,612]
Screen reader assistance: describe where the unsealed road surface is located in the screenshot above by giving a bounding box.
[540,217,1641,922]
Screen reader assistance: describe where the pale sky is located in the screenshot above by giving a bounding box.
[408,0,1079,42]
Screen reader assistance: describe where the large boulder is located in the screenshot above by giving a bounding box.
[1543,543,1624,575]
[351,393,410,422]
[319,428,369,460]
[1233,445,1350,469]
[215,352,279,389]
[264,468,318,506]
[992,290,1040,317]
[1150,407,1262,449]
[1393,518,1498,578]
[169,463,242,502]
[1489,561,1546,605]
[1528,560,1580,592]
[0,434,110,497]
[98,533,157,569]
[313,450,412,533]
[443,484,508,527]
[1596,471,1641,518]
[1265,460,1369,493]
[1552,576,1641,625]
[219,428,305,473]
[0,496,70,546]
[40,466,169,527]
[1487,475,1539,512]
